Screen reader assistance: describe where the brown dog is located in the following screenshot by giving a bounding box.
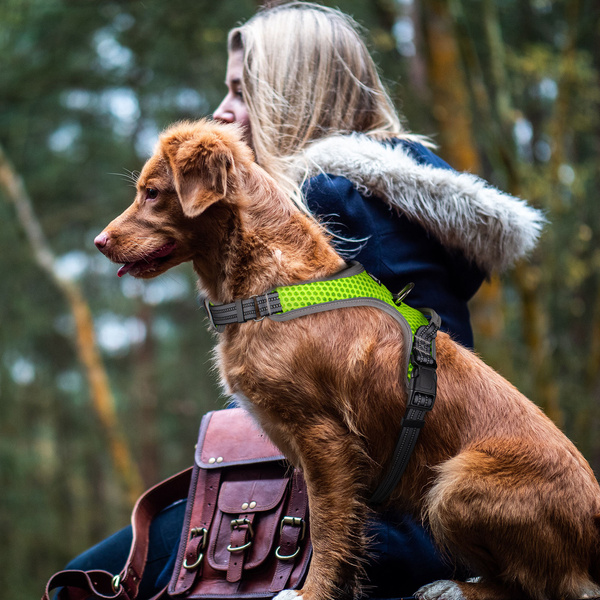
[95,119,600,600]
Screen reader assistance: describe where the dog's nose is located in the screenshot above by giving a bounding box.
[94,232,109,250]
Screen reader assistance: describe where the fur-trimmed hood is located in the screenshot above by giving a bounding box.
[297,134,546,274]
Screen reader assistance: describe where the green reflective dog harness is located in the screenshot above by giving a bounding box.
[203,262,440,504]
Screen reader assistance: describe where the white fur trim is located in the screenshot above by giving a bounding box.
[273,591,300,600]
[300,134,547,273]
[415,580,466,600]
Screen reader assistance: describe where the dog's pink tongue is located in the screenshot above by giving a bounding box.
[117,262,135,277]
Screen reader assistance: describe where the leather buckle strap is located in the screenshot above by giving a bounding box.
[275,517,306,560]
[269,470,309,593]
[182,527,208,571]
[227,514,256,583]
[228,517,255,552]
[177,469,221,594]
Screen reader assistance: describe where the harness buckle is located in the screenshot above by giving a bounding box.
[408,363,437,412]
[251,295,266,321]
[251,292,280,321]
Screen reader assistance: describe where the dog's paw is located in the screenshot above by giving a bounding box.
[415,580,466,600]
[273,590,301,600]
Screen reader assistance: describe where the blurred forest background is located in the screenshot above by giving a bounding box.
[1,0,599,597]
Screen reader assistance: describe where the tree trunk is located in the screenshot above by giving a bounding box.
[478,0,562,425]
[418,0,505,343]
[0,142,144,505]
[133,303,160,487]
[420,0,481,173]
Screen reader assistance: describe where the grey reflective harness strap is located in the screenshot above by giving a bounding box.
[204,292,282,330]
[369,309,440,505]
[202,264,440,504]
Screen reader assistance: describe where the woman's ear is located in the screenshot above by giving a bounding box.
[160,124,236,218]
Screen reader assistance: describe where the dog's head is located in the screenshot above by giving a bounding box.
[94,119,254,278]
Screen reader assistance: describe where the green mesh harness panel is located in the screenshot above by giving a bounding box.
[203,262,433,381]
[275,269,429,340]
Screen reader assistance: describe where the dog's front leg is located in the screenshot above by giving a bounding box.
[275,420,369,600]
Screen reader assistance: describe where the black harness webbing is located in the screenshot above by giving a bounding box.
[369,310,439,504]
[203,264,440,504]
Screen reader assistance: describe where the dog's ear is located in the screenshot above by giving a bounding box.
[160,126,236,218]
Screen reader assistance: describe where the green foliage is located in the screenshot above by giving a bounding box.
[1,1,599,598]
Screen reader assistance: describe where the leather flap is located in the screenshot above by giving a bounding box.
[218,477,289,514]
[207,470,290,572]
[196,408,285,468]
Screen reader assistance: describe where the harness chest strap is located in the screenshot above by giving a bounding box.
[203,262,440,504]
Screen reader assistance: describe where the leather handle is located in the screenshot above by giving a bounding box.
[42,468,193,600]
[43,569,131,600]
[119,468,193,597]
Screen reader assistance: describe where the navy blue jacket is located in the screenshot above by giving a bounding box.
[303,140,486,349]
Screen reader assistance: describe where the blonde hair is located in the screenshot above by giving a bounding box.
[229,1,425,206]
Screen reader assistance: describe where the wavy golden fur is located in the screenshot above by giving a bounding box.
[96,119,600,600]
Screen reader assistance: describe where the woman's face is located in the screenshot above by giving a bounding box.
[213,50,253,148]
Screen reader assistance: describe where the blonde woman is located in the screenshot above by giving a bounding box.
[214,1,544,350]
[60,3,544,598]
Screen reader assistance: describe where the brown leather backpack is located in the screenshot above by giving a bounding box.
[43,409,311,600]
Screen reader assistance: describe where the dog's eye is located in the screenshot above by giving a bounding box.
[146,188,159,200]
